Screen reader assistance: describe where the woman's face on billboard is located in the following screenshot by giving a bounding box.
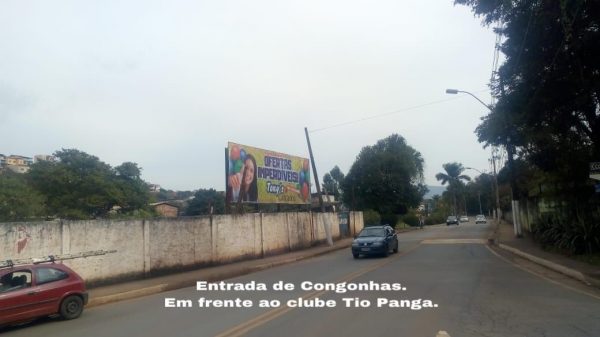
[243,158,255,186]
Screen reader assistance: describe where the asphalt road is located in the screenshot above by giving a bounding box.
[3,221,600,337]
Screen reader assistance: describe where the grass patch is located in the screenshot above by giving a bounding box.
[394,222,411,230]
[540,244,600,267]
[573,254,600,267]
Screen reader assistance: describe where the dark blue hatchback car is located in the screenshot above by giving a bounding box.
[351,226,398,258]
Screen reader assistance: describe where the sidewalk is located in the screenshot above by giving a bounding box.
[87,238,354,307]
[493,221,600,288]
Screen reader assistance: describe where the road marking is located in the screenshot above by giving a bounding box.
[485,245,600,301]
[436,331,451,337]
[214,243,422,337]
[422,238,487,244]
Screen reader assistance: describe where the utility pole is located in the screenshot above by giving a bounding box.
[507,142,522,237]
[304,127,333,246]
[490,149,501,224]
[225,147,231,214]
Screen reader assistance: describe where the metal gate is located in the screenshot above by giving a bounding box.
[338,212,350,237]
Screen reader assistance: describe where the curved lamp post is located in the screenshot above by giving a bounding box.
[445,89,492,110]
[446,88,520,236]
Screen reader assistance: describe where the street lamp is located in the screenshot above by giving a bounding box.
[445,89,492,110]
[446,88,521,236]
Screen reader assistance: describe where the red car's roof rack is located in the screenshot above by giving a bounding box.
[0,250,117,269]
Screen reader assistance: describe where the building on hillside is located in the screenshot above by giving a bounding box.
[150,202,179,218]
[34,154,55,163]
[5,155,33,173]
[148,184,161,192]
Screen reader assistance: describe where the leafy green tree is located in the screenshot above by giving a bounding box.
[362,209,381,226]
[322,166,345,200]
[456,0,600,204]
[435,163,471,215]
[115,162,142,179]
[342,134,427,215]
[464,173,494,215]
[0,171,45,221]
[428,194,452,225]
[28,149,117,219]
[114,162,151,213]
[186,189,225,215]
[28,149,150,219]
[153,188,194,202]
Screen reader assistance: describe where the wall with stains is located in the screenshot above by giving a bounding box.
[0,211,363,285]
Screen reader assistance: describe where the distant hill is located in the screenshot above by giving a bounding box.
[424,185,446,199]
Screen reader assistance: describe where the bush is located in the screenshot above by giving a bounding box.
[532,212,600,255]
[380,213,399,227]
[363,209,381,226]
[426,214,445,226]
[402,213,419,227]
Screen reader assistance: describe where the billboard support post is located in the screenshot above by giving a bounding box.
[225,147,230,214]
[304,127,333,246]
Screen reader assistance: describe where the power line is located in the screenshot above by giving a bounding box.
[309,89,489,134]
[490,21,503,106]
[490,21,504,173]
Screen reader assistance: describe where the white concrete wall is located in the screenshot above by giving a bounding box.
[349,211,364,236]
[148,218,199,271]
[262,213,290,256]
[0,221,63,258]
[66,219,145,284]
[214,213,260,263]
[0,211,363,284]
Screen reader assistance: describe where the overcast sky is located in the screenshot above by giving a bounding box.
[1,0,500,192]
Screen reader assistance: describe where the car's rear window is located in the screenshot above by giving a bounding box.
[35,267,69,285]
[358,228,385,237]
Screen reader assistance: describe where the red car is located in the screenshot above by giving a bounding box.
[0,262,88,326]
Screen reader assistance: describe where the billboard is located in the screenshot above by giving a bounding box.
[226,142,311,204]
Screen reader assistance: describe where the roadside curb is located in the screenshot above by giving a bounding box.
[496,243,600,287]
[89,284,170,306]
[396,227,419,233]
[88,241,352,307]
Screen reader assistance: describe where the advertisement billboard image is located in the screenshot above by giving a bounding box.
[226,142,311,204]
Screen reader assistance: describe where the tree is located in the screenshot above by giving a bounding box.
[341,134,427,220]
[456,0,600,203]
[435,163,471,215]
[0,171,45,221]
[153,188,195,202]
[28,149,150,219]
[322,166,345,200]
[464,173,494,215]
[455,1,600,254]
[186,189,225,215]
[115,162,142,179]
[114,162,151,213]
